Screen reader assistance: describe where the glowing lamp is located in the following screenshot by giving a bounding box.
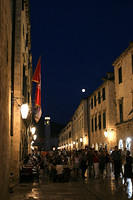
[73,141,76,145]
[33,134,37,141]
[104,131,108,137]
[20,103,29,119]
[30,127,36,135]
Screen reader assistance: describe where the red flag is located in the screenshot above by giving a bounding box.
[35,83,41,107]
[32,57,41,83]
[32,57,42,122]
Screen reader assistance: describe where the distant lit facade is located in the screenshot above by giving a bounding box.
[58,74,117,151]
[59,121,72,150]
[89,72,117,151]
[58,44,133,154]
[72,99,88,149]
[58,99,88,150]
[113,42,133,152]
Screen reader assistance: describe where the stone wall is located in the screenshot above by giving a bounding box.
[114,44,133,151]
[0,0,12,199]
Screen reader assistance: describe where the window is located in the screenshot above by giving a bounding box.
[95,115,97,131]
[94,95,96,106]
[26,33,28,47]
[98,91,101,104]
[119,99,123,122]
[28,92,30,103]
[91,118,94,132]
[98,114,101,130]
[91,98,93,109]
[118,67,122,84]
[69,132,71,138]
[23,24,24,37]
[22,0,24,10]
[132,55,133,74]
[103,112,106,129]
[102,87,105,101]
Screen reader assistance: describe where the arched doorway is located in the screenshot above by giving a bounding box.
[119,139,123,150]
[126,137,132,151]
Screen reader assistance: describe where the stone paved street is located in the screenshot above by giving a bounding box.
[9,172,132,200]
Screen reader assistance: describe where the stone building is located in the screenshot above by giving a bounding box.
[9,0,32,185]
[0,0,12,199]
[113,42,133,152]
[59,121,72,150]
[0,0,32,196]
[59,99,89,150]
[88,72,117,151]
[71,99,88,149]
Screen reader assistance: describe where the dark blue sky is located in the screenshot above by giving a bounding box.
[30,0,133,124]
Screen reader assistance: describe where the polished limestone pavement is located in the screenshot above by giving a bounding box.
[9,171,132,200]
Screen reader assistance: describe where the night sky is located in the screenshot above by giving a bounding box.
[30,0,133,124]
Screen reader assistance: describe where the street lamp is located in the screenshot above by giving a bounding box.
[104,130,108,137]
[30,127,36,135]
[33,134,37,141]
[20,103,29,119]
[73,141,76,145]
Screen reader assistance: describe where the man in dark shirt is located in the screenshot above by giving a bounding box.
[111,146,122,182]
[86,148,94,178]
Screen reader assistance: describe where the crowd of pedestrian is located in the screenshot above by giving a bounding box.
[38,146,133,184]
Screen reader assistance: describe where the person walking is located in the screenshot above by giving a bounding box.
[86,148,94,179]
[124,150,133,184]
[73,152,80,178]
[111,146,122,183]
[105,151,111,178]
[80,152,87,180]
[93,151,99,179]
[99,150,106,179]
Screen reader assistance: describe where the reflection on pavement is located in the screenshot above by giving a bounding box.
[110,177,133,199]
[126,178,132,199]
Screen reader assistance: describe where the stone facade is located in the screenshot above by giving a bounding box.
[0,0,12,199]
[113,43,133,152]
[9,0,32,184]
[0,0,32,196]
[58,74,117,152]
[59,121,72,150]
[72,99,88,149]
[58,99,88,150]
[88,73,117,151]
